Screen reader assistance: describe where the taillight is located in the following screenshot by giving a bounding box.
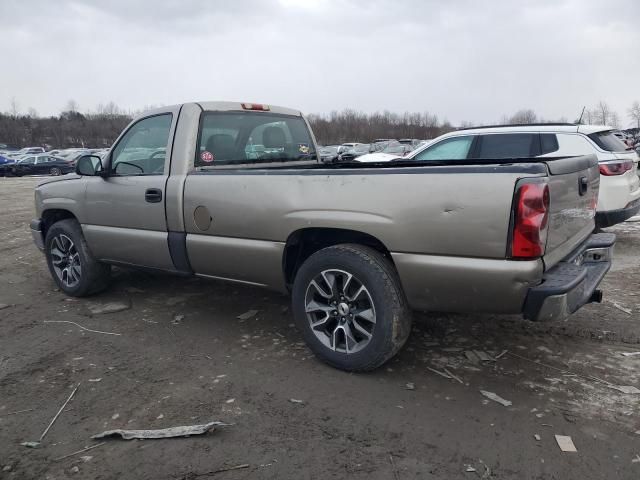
[599,160,633,176]
[511,182,550,259]
[241,103,270,111]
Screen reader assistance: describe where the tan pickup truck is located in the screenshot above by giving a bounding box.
[31,101,614,371]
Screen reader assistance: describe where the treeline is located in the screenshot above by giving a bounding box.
[0,111,131,148]
[2,99,639,149]
[307,110,453,145]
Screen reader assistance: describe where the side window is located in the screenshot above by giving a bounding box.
[540,134,559,155]
[413,136,473,161]
[22,156,36,165]
[474,134,538,159]
[110,114,172,175]
[555,134,594,156]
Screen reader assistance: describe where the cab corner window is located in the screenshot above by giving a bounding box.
[413,136,473,161]
[110,114,172,175]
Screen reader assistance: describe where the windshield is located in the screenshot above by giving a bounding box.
[196,112,316,167]
[588,130,630,152]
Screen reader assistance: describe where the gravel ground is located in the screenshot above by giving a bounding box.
[1,176,640,480]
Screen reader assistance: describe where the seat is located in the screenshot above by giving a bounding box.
[263,126,286,149]
[205,134,237,162]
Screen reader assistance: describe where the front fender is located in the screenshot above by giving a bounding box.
[35,177,86,221]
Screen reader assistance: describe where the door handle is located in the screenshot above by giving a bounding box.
[145,188,163,203]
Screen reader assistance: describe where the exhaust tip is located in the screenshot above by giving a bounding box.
[589,290,603,304]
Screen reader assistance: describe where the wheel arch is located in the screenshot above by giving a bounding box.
[41,209,78,238]
[282,227,394,288]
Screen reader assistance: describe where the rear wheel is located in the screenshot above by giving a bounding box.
[292,244,412,371]
[44,219,111,296]
[49,167,61,176]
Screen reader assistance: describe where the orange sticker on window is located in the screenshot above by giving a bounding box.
[200,151,214,163]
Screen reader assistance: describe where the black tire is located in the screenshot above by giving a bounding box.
[292,244,412,372]
[44,219,111,296]
[49,167,61,176]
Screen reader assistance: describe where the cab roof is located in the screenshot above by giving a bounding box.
[138,101,304,119]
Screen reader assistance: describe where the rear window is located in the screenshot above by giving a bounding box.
[195,112,316,168]
[588,130,630,152]
[474,134,538,159]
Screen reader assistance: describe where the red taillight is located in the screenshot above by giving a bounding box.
[511,183,550,259]
[241,103,270,111]
[599,160,633,176]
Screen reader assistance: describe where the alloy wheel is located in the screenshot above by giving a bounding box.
[50,234,81,288]
[304,269,376,354]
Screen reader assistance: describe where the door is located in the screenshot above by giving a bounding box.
[82,112,178,270]
[36,155,52,174]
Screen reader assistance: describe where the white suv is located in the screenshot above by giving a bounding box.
[403,124,640,228]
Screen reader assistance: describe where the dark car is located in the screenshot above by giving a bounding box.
[338,143,373,162]
[10,154,75,176]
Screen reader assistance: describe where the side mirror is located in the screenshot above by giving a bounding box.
[76,155,105,176]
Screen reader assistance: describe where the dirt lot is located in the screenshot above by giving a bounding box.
[1,176,640,480]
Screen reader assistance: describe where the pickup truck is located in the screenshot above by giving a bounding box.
[31,101,615,371]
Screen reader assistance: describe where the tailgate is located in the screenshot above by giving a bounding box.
[542,154,599,269]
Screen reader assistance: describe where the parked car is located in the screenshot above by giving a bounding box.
[13,147,45,156]
[337,143,362,154]
[355,142,415,163]
[319,145,340,163]
[398,139,421,147]
[55,149,91,166]
[337,143,372,162]
[403,124,640,228]
[31,101,613,372]
[0,154,16,176]
[10,154,75,176]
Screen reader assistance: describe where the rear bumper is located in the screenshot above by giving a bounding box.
[30,218,45,251]
[523,233,615,321]
[596,198,640,228]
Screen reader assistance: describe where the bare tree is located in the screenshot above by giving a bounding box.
[27,107,38,118]
[65,99,79,113]
[628,101,640,129]
[594,101,611,125]
[508,109,537,124]
[609,111,620,128]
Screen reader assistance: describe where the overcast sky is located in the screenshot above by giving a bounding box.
[1,0,639,125]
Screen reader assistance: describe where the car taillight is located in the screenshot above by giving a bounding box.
[599,160,633,176]
[241,103,270,111]
[511,182,550,259]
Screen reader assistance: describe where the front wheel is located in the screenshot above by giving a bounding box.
[44,219,111,296]
[292,244,412,372]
